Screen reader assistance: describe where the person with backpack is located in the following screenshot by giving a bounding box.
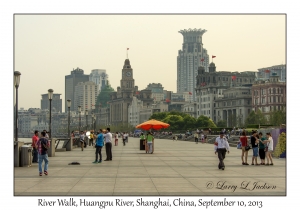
[36,131,50,176]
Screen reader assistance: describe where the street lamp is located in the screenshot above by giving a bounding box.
[67,99,71,138]
[48,89,54,138]
[92,113,95,131]
[78,106,81,132]
[85,110,88,131]
[14,71,21,142]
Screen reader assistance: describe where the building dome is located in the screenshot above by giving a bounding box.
[209,62,215,67]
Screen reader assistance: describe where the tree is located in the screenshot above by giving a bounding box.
[269,110,286,126]
[217,120,227,128]
[183,115,196,130]
[196,115,217,128]
[162,115,184,131]
[95,84,115,108]
[149,112,168,121]
[245,109,267,126]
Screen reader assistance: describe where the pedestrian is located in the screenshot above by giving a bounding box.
[264,132,274,166]
[194,132,199,144]
[201,133,204,143]
[214,132,230,170]
[36,131,50,176]
[122,132,126,146]
[250,130,259,165]
[103,128,113,161]
[90,131,94,146]
[258,132,266,165]
[239,131,249,165]
[31,130,39,163]
[93,129,104,163]
[114,132,119,146]
[146,132,154,154]
[79,131,85,151]
[43,130,49,139]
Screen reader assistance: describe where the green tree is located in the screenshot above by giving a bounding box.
[196,115,217,128]
[96,84,115,108]
[217,120,227,128]
[183,115,196,130]
[149,112,168,121]
[162,115,184,131]
[245,110,267,126]
[269,110,286,126]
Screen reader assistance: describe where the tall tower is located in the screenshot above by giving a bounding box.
[121,59,135,96]
[177,28,209,101]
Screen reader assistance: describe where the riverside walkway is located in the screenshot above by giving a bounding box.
[14,137,286,196]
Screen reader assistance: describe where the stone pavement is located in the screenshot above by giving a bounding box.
[14,137,286,196]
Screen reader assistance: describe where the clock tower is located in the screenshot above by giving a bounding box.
[121,59,134,90]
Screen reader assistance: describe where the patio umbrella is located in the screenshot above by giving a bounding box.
[136,119,170,130]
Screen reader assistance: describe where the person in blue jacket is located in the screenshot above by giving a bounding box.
[93,129,104,163]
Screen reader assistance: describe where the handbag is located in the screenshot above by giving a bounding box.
[245,145,251,151]
[264,142,269,152]
[237,142,242,149]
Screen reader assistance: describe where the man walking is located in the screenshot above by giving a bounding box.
[80,131,85,151]
[103,128,113,161]
[214,132,230,170]
[93,130,104,163]
[31,130,39,163]
[36,131,50,176]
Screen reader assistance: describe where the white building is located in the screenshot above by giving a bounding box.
[128,96,143,126]
[177,28,210,101]
[74,81,98,111]
[89,69,108,93]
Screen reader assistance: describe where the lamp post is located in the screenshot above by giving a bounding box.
[92,113,95,131]
[14,71,21,142]
[85,110,88,131]
[67,99,71,138]
[48,89,54,138]
[78,106,81,132]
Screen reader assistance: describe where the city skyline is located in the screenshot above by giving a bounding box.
[14,15,285,112]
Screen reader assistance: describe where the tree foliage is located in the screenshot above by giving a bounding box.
[216,120,227,128]
[95,85,115,108]
[274,132,286,157]
[245,110,267,126]
[269,110,286,126]
[149,111,217,131]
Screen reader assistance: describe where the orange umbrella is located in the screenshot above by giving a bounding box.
[136,119,170,130]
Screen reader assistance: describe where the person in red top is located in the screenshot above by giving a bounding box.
[239,131,249,165]
[31,130,39,163]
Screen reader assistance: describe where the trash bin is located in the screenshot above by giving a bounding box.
[140,139,145,150]
[20,145,32,167]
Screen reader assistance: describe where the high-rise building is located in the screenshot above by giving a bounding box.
[89,69,108,93]
[177,28,209,101]
[74,81,98,112]
[145,83,164,102]
[65,67,89,112]
[41,93,62,113]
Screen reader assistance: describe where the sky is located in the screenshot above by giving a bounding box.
[14,14,285,112]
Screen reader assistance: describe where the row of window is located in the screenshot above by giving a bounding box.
[254,88,284,95]
[254,96,284,104]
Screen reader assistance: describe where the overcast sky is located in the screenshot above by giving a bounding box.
[14,14,285,112]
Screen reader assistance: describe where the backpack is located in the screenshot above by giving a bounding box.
[39,138,49,151]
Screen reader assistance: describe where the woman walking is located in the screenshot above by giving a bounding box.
[264,132,274,166]
[239,131,249,165]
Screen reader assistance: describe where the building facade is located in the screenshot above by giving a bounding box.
[214,86,252,127]
[195,63,256,122]
[74,81,98,112]
[41,93,62,113]
[177,28,209,101]
[146,83,164,102]
[65,67,89,112]
[257,64,286,82]
[252,73,286,121]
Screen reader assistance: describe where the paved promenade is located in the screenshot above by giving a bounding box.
[14,137,286,196]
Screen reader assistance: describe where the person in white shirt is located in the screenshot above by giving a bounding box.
[214,132,230,170]
[103,128,113,161]
[264,132,274,166]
